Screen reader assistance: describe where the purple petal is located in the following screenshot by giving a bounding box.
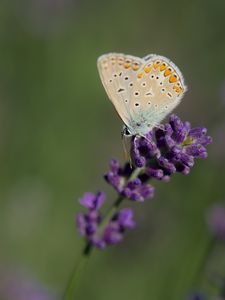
[79,192,96,209]
[117,208,136,229]
[188,127,207,139]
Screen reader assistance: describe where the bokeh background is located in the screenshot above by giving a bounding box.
[0,0,225,299]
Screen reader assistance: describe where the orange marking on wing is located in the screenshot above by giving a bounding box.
[160,63,167,71]
[173,85,183,93]
[144,66,151,73]
[132,65,139,71]
[124,63,131,69]
[169,74,178,83]
[153,61,160,69]
[137,72,143,78]
[164,68,172,76]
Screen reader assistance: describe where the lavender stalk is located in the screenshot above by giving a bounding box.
[64,114,212,300]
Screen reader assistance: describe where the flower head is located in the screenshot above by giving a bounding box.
[132,114,212,175]
[105,114,212,202]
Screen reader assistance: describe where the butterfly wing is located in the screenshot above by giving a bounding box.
[97,53,144,128]
[126,54,187,134]
[97,53,187,136]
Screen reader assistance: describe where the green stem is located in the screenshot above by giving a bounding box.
[63,167,143,300]
[63,243,92,300]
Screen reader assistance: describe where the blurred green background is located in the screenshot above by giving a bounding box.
[0,0,225,299]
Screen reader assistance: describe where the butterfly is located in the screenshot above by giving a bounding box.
[97,53,187,137]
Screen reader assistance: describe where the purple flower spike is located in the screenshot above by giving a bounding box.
[207,204,225,240]
[76,114,212,250]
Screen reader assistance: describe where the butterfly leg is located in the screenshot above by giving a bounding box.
[121,128,133,167]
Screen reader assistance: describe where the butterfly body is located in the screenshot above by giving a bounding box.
[97,53,187,136]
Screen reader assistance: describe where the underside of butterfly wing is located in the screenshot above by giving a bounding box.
[126,55,187,134]
[97,53,187,135]
[97,53,144,127]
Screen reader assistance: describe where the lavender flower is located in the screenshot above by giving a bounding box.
[207,204,225,240]
[131,114,212,174]
[105,114,212,198]
[76,114,212,250]
[76,192,135,249]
